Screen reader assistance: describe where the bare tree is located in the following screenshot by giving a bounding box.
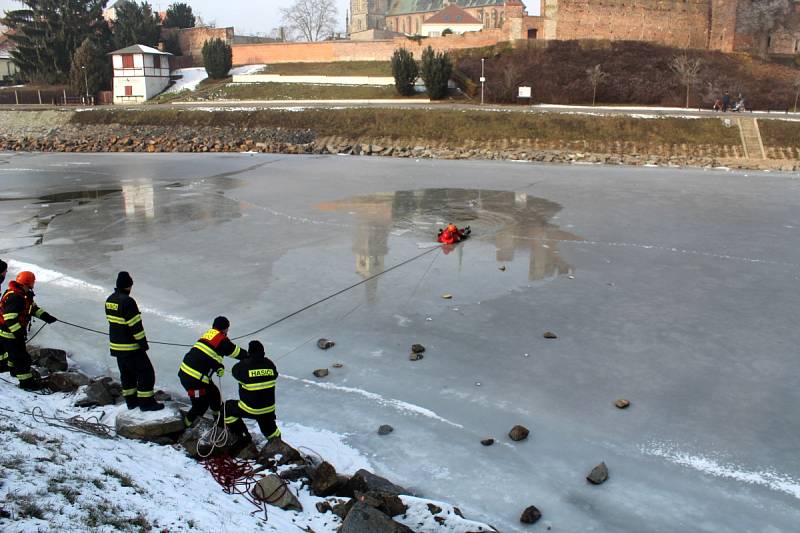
[281,0,338,42]
[586,64,608,106]
[737,0,790,59]
[794,74,800,113]
[670,55,703,108]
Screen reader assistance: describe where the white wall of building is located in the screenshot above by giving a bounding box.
[112,52,171,104]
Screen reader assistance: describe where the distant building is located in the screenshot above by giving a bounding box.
[0,34,19,83]
[109,44,172,104]
[421,4,484,36]
[103,0,130,22]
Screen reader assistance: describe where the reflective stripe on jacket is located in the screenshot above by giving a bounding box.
[105,289,148,356]
[0,281,53,341]
[232,355,278,415]
[178,328,246,384]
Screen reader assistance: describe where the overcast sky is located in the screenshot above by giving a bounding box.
[1,0,541,37]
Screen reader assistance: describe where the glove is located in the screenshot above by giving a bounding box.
[216,367,225,377]
[45,315,58,324]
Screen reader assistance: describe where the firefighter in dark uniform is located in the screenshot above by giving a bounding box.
[222,340,281,446]
[105,271,163,411]
[178,316,247,427]
[0,259,8,373]
[0,271,58,389]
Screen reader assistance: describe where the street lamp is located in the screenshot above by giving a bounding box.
[81,66,89,102]
[480,58,486,105]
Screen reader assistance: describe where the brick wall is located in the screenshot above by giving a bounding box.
[232,30,510,65]
[546,0,714,49]
[162,26,234,63]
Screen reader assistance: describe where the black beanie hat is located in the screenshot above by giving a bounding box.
[248,340,265,357]
[213,316,230,331]
[0,259,6,273]
[116,271,133,289]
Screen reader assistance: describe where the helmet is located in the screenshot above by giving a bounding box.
[16,271,35,287]
[447,224,457,232]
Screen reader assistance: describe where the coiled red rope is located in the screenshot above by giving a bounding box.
[201,454,270,521]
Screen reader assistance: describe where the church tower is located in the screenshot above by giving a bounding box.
[349,0,389,35]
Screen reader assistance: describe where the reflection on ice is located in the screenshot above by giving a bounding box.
[316,188,583,286]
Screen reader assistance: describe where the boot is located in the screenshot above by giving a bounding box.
[18,369,42,391]
[139,396,165,412]
[227,433,253,458]
[179,410,194,428]
[124,395,139,410]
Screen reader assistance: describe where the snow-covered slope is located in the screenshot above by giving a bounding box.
[165,65,265,94]
[0,379,494,532]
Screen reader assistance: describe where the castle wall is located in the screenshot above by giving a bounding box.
[232,29,509,65]
[543,0,714,49]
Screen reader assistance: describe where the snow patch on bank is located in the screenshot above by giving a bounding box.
[165,65,266,94]
[641,441,800,500]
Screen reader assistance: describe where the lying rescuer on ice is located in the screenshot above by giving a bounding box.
[437,223,471,254]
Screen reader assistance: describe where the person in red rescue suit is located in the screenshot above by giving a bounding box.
[178,316,247,428]
[438,223,472,245]
[0,271,58,389]
[105,271,164,411]
[221,340,281,447]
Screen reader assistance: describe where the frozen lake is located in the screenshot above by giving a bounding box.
[1,151,799,532]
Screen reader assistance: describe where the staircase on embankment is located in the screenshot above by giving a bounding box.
[737,117,766,160]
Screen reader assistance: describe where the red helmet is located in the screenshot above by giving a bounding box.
[447,223,457,232]
[16,271,35,287]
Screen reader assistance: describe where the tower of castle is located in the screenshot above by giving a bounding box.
[348,0,390,35]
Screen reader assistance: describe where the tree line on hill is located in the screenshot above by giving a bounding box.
[1,1,197,95]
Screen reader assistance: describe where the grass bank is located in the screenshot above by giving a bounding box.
[71,109,740,146]
[193,83,418,101]
[758,119,800,147]
[258,61,392,77]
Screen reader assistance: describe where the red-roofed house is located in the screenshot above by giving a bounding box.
[420,3,484,37]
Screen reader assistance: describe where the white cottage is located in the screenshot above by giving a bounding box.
[110,44,172,104]
[420,4,484,37]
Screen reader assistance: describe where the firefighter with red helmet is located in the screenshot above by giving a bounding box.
[0,271,58,389]
[0,259,7,373]
[437,223,471,245]
[178,316,247,428]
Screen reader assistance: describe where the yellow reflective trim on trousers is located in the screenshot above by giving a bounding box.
[122,388,137,396]
[126,314,142,326]
[137,390,154,398]
[237,401,275,416]
[0,353,7,361]
[224,416,240,424]
[0,330,14,339]
[267,428,281,439]
[106,315,126,324]
[240,380,276,391]
[8,323,21,332]
[231,345,241,359]
[109,342,139,351]
[16,372,33,380]
[35,309,45,318]
[193,342,223,364]
[179,362,210,384]
[133,330,146,340]
[2,313,18,320]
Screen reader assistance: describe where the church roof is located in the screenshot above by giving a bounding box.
[388,1,510,16]
[424,4,482,24]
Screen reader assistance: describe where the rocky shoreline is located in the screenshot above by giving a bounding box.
[1,122,797,171]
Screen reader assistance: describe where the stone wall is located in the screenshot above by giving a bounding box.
[232,29,510,65]
[544,0,714,49]
[162,26,234,63]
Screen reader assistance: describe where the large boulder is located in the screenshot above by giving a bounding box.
[339,502,414,533]
[257,438,304,467]
[251,474,303,512]
[74,379,117,407]
[311,461,340,497]
[342,469,410,498]
[45,371,90,392]
[357,491,407,517]
[116,404,185,441]
[29,347,68,372]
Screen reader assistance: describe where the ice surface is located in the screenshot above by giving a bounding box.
[1,151,799,531]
